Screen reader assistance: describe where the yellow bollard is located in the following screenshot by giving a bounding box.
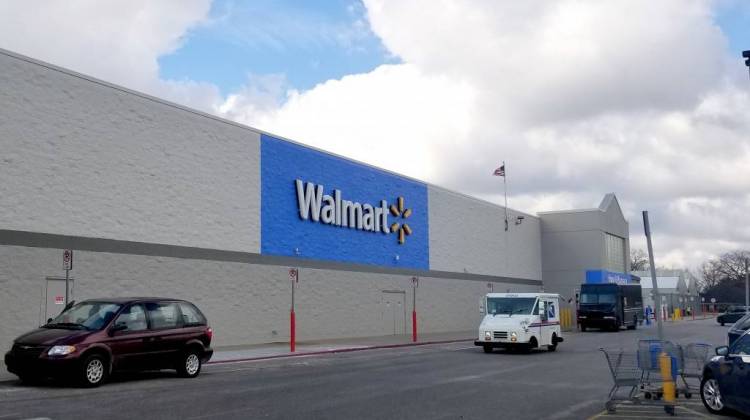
[659,351,676,413]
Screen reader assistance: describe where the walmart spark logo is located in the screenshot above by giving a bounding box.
[294,180,416,245]
[389,197,412,244]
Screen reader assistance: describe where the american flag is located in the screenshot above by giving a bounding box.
[493,164,505,177]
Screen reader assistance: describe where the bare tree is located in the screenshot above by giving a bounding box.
[700,250,750,294]
[630,248,649,271]
[700,260,723,290]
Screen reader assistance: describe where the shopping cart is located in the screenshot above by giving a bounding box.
[599,348,643,412]
[675,343,713,398]
[599,347,676,414]
[637,339,680,401]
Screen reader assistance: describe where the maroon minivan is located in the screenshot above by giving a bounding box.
[5,298,213,387]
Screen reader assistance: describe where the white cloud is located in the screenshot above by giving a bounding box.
[0,0,748,270]
[0,0,217,110]
[227,64,476,181]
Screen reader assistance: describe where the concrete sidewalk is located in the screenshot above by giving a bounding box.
[209,330,476,364]
[0,330,476,381]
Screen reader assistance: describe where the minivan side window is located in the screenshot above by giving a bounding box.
[113,304,148,332]
[178,302,206,326]
[145,302,181,330]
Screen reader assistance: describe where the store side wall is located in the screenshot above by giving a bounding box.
[541,226,605,298]
[428,187,542,280]
[0,51,262,253]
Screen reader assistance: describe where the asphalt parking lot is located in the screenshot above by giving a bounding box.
[0,318,735,420]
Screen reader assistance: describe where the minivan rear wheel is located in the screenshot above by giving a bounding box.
[80,353,107,387]
[177,349,202,378]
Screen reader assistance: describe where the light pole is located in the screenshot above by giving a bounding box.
[743,51,749,313]
[643,211,664,340]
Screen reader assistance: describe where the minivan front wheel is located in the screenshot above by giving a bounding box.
[177,349,202,378]
[80,354,107,387]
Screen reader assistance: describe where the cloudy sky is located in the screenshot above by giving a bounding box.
[1,0,749,270]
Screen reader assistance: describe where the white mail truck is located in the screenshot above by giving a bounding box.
[474,293,564,353]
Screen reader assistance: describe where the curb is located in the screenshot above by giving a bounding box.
[206,337,475,365]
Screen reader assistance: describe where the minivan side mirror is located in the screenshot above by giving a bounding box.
[716,346,729,357]
[109,322,128,336]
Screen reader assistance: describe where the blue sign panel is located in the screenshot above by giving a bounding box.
[261,134,429,269]
[586,269,631,285]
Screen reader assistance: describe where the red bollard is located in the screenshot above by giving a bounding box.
[290,310,296,352]
[412,310,418,342]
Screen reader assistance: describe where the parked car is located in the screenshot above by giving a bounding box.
[4,298,213,387]
[717,306,749,326]
[728,313,750,347]
[701,330,750,416]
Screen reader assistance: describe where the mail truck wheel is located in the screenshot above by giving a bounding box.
[482,344,492,353]
[547,334,558,352]
[523,337,537,353]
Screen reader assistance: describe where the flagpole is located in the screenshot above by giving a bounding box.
[503,161,508,231]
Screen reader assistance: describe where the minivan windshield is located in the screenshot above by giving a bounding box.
[580,292,616,305]
[487,297,536,316]
[47,301,122,330]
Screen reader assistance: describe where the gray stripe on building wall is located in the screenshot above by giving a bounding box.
[0,230,542,286]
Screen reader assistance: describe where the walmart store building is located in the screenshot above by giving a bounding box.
[0,48,631,353]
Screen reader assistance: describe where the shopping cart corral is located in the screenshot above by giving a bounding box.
[599,340,714,415]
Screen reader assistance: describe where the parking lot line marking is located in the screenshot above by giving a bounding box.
[586,409,608,419]
[544,399,600,420]
[675,405,713,419]
[602,416,702,419]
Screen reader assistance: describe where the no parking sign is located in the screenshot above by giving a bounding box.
[63,249,73,270]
